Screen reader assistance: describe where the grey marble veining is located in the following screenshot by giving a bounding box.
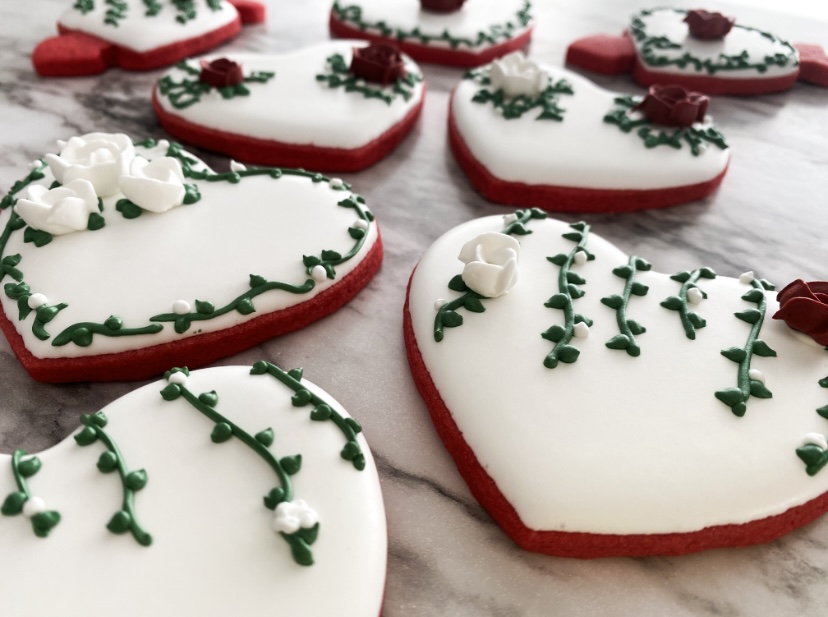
[1,0,828,615]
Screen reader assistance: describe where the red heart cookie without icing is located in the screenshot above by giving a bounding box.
[0,134,382,383]
[33,0,265,76]
[153,42,426,172]
[0,363,386,617]
[405,213,828,558]
[450,54,730,213]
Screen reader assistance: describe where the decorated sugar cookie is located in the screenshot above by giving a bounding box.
[329,0,534,68]
[33,0,265,76]
[450,53,730,212]
[153,41,426,171]
[0,134,381,383]
[405,212,828,558]
[0,362,386,616]
[566,8,828,95]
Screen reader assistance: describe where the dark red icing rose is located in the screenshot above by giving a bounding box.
[420,0,466,12]
[773,280,828,345]
[634,85,709,127]
[684,10,735,40]
[349,43,406,86]
[199,58,244,88]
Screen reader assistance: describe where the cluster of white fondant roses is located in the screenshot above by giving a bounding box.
[488,51,549,99]
[15,133,188,236]
[272,498,319,535]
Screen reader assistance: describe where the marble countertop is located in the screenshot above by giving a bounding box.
[1,0,828,615]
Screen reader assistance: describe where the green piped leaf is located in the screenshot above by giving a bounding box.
[211,422,233,443]
[160,383,182,401]
[562,231,582,242]
[749,380,772,399]
[1,491,26,516]
[195,300,215,315]
[630,282,649,296]
[441,310,463,328]
[670,271,691,283]
[687,313,706,329]
[606,334,631,350]
[612,265,632,278]
[545,293,569,309]
[125,470,148,491]
[310,404,332,421]
[548,254,568,266]
[280,455,302,475]
[264,487,285,510]
[31,511,61,537]
[97,451,119,473]
[17,456,41,478]
[556,345,580,364]
[699,267,716,279]
[797,445,828,476]
[255,428,274,447]
[816,405,828,420]
[341,440,361,461]
[661,296,682,311]
[199,391,219,407]
[249,274,267,288]
[288,368,304,381]
[286,533,314,566]
[628,320,646,335]
[601,294,623,309]
[74,426,99,446]
[463,296,485,313]
[566,271,586,285]
[752,340,777,357]
[107,510,132,534]
[541,325,566,342]
[741,288,765,303]
[237,298,255,315]
[819,377,828,389]
[721,347,747,363]
[447,274,468,292]
[291,389,312,406]
[715,388,744,407]
[735,309,762,324]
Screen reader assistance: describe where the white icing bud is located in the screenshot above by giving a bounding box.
[45,132,135,197]
[30,160,42,169]
[502,213,518,224]
[15,179,99,236]
[273,499,319,535]
[457,232,520,298]
[739,271,754,285]
[353,219,369,230]
[23,496,46,518]
[489,51,549,98]
[687,287,704,305]
[329,178,344,189]
[168,371,188,385]
[311,265,328,282]
[803,433,828,451]
[573,250,588,266]
[748,369,765,384]
[27,293,48,309]
[119,156,186,214]
[573,322,590,338]
[229,160,247,172]
[172,300,191,315]
[434,299,446,311]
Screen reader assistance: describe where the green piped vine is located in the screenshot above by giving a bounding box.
[143,0,162,17]
[332,0,532,50]
[74,412,152,546]
[316,54,422,105]
[630,8,798,74]
[159,367,318,566]
[464,67,574,121]
[796,377,828,475]
[74,0,94,14]
[104,0,127,26]
[1,450,61,538]
[158,60,276,110]
[252,361,366,470]
[660,267,716,339]
[714,278,777,417]
[73,0,223,24]
[604,96,727,156]
[601,256,651,357]
[541,222,594,369]
[433,208,546,342]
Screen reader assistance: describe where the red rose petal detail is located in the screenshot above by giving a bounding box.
[773,280,828,345]
[200,58,244,88]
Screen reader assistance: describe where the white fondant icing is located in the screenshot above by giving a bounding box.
[45,133,134,197]
[58,0,238,53]
[0,365,386,617]
[631,8,798,80]
[489,52,548,98]
[119,156,186,213]
[15,179,100,235]
[452,63,730,190]
[155,42,425,150]
[409,216,828,535]
[458,232,519,298]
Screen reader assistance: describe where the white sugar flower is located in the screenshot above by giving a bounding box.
[803,433,828,451]
[119,156,186,213]
[489,52,549,98]
[458,232,520,298]
[273,499,319,535]
[15,179,99,235]
[45,133,135,197]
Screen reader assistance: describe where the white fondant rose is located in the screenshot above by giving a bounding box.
[45,133,135,197]
[119,156,186,213]
[489,52,549,98]
[458,232,520,298]
[15,179,99,235]
[272,499,319,535]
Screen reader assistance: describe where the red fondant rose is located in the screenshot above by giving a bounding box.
[684,10,735,40]
[349,43,406,86]
[421,0,466,12]
[634,85,709,127]
[199,58,244,88]
[773,280,828,345]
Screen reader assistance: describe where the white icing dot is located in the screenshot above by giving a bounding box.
[172,300,191,315]
[30,160,41,169]
[27,293,47,309]
[803,432,828,451]
[739,271,755,285]
[697,142,708,153]
[353,219,369,230]
[502,213,518,224]
[311,265,328,282]
[355,79,365,87]
[687,287,704,305]
[748,369,765,384]
[23,496,46,518]
[168,371,188,385]
[573,251,587,266]
[434,299,446,311]
[329,178,344,189]
[573,322,590,338]
[229,160,247,172]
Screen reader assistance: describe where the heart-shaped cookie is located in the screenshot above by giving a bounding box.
[0,134,382,383]
[0,362,386,616]
[33,0,265,77]
[405,212,828,558]
[153,41,426,171]
[450,55,730,212]
[566,7,828,94]
[329,0,534,67]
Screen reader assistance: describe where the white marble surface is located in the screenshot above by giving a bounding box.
[1,0,828,615]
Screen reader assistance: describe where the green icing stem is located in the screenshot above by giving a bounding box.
[797,376,828,475]
[158,61,275,110]
[601,256,651,357]
[315,54,422,106]
[464,67,574,121]
[0,161,47,210]
[1,449,61,538]
[660,267,716,339]
[74,413,152,547]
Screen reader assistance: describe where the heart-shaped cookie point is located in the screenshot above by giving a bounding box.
[406,214,828,558]
[566,7,827,95]
[329,0,535,68]
[450,58,730,213]
[33,0,266,77]
[0,362,386,616]
[0,135,382,383]
[153,41,426,172]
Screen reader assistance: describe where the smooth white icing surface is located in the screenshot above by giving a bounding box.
[631,8,799,80]
[58,0,238,53]
[0,364,386,617]
[451,64,731,189]
[331,0,532,50]
[0,140,379,359]
[155,42,425,149]
[409,216,828,534]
